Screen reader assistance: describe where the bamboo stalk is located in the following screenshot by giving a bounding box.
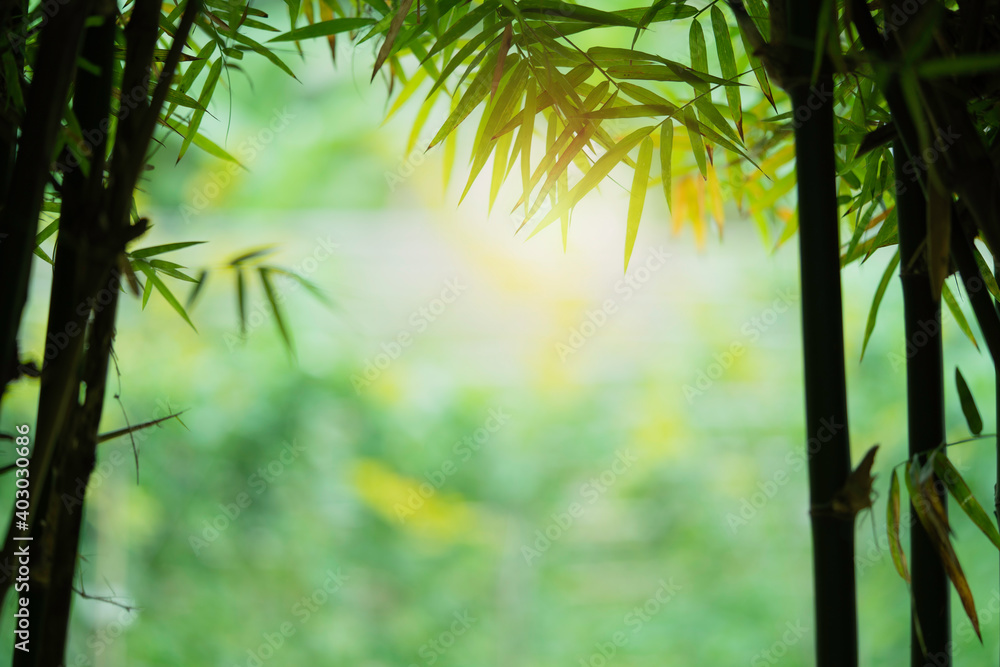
[786,2,857,665]
[895,151,949,667]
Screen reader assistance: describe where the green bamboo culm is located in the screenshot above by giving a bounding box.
[786,2,857,665]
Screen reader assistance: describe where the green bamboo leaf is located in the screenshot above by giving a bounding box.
[580,104,679,119]
[372,0,415,81]
[269,268,335,307]
[524,86,608,219]
[971,243,1000,302]
[36,219,59,246]
[861,249,900,360]
[942,281,979,350]
[149,260,198,282]
[558,157,570,251]
[606,62,738,86]
[425,1,499,61]
[519,79,537,216]
[428,46,501,149]
[689,18,708,96]
[130,241,205,259]
[232,31,298,80]
[886,470,910,583]
[136,262,197,330]
[236,268,247,336]
[229,247,277,265]
[428,26,496,97]
[178,58,222,162]
[187,270,209,309]
[955,367,984,435]
[683,107,707,179]
[270,17,374,42]
[660,121,673,213]
[625,136,653,271]
[489,131,513,214]
[161,116,244,166]
[711,5,743,139]
[632,0,673,47]
[529,125,656,238]
[933,448,998,547]
[518,1,640,28]
[737,30,774,109]
[460,57,527,204]
[140,265,154,308]
[260,268,294,354]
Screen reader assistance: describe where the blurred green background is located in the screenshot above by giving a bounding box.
[3,25,1000,667]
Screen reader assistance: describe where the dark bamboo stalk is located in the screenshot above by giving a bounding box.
[895,152,949,667]
[786,3,857,665]
[11,5,116,663]
[848,2,955,661]
[995,255,1000,667]
[4,3,203,661]
[0,0,94,410]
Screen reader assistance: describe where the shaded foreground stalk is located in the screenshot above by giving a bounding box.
[894,146,949,666]
[786,2,856,665]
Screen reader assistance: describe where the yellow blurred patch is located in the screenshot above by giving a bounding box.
[352,458,477,543]
[628,398,687,464]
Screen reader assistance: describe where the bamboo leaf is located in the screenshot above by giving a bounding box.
[130,241,205,259]
[178,58,222,162]
[933,448,998,547]
[632,0,672,47]
[529,125,656,237]
[683,107,707,179]
[428,46,501,149]
[232,31,298,79]
[660,121,673,213]
[372,0,415,81]
[955,367,984,435]
[489,131,513,214]
[942,282,979,350]
[625,136,653,271]
[259,268,294,354]
[518,1,640,28]
[230,267,246,339]
[187,270,209,309]
[425,1,499,61]
[711,5,743,139]
[971,243,1000,302]
[861,249,900,360]
[269,17,374,42]
[137,262,197,331]
[518,79,537,216]
[905,461,982,641]
[887,470,910,583]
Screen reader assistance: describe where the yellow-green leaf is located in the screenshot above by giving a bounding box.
[711,5,743,140]
[683,107,707,179]
[625,137,653,271]
[529,125,655,238]
[660,121,673,213]
[887,470,910,583]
